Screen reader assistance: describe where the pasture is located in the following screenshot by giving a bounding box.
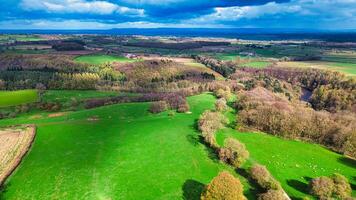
[0,92,354,199]
[0,90,38,108]
[216,129,356,199]
[0,94,247,199]
[74,54,136,65]
[276,61,356,76]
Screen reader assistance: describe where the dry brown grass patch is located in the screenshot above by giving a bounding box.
[0,125,36,186]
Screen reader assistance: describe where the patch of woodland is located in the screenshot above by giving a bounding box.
[193,55,236,77]
[235,66,356,113]
[0,54,125,90]
[231,71,301,101]
[236,87,356,158]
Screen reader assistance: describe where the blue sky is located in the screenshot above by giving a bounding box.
[0,0,355,29]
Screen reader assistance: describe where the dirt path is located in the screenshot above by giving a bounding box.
[0,125,36,186]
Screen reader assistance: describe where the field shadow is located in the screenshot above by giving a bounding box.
[351,177,356,190]
[287,179,309,194]
[189,119,219,163]
[338,157,356,169]
[182,179,205,200]
[0,183,9,200]
[235,168,261,199]
[186,134,200,147]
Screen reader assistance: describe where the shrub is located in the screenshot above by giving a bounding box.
[258,190,286,200]
[198,111,228,147]
[331,173,352,199]
[215,98,227,112]
[220,138,249,168]
[149,101,168,113]
[177,101,190,113]
[309,176,334,199]
[201,171,246,200]
[309,174,352,199]
[250,164,281,190]
[215,88,231,100]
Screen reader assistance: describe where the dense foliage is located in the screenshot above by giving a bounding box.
[237,67,356,112]
[201,171,246,200]
[218,138,249,168]
[309,173,352,199]
[194,55,236,77]
[236,87,356,158]
[249,164,281,191]
[198,110,228,147]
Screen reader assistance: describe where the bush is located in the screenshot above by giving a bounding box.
[198,111,228,147]
[331,173,352,199]
[215,98,227,112]
[149,101,168,113]
[309,176,334,199]
[258,190,286,200]
[177,101,190,113]
[215,88,231,100]
[219,138,249,168]
[309,174,352,199]
[201,171,246,200]
[250,164,281,190]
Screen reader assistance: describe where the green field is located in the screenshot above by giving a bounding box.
[0,93,248,199]
[74,54,136,65]
[243,61,271,68]
[0,90,38,107]
[42,90,120,103]
[0,92,354,199]
[216,129,356,199]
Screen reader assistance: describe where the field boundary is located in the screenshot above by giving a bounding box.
[0,125,36,186]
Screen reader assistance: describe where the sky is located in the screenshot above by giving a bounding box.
[0,0,356,29]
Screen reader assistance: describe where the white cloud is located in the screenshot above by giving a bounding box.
[20,0,144,16]
[0,19,228,29]
[184,0,356,28]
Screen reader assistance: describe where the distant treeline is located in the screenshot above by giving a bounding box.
[193,55,236,77]
[124,41,230,50]
[0,54,123,90]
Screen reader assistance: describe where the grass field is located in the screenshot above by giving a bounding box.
[0,93,254,199]
[0,90,38,108]
[242,61,271,68]
[216,129,356,199]
[276,61,356,76]
[74,54,137,65]
[0,92,354,199]
[42,90,121,104]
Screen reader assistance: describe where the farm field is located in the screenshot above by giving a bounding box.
[0,90,38,108]
[74,54,137,64]
[0,93,251,199]
[0,125,35,185]
[216,129,356,199]
[276,61,356,76]
[42,90,121,104]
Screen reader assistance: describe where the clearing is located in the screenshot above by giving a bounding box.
[74,54,136,65]
[0,90,38,108]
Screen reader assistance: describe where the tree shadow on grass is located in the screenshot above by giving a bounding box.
[287,179,309,194]
[188,120,219,163]
[0,183,9,200]
[351,177,356,191]
[338,157,356,169]
[235,168,262,200]
[182,179,205,200]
